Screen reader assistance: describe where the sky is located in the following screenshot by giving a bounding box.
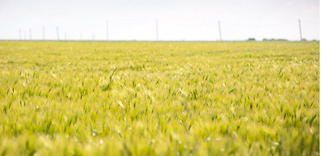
[0,0,319,41]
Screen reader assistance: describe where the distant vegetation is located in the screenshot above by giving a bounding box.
[0,41,319,155]
[262,38,289,41]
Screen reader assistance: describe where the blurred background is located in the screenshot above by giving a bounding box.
[0,0,319,41]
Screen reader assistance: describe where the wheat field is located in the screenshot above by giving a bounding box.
[0,41,319,155]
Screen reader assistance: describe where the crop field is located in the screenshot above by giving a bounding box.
[0,41,319,155]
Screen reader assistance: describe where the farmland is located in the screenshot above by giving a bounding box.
[0,41,319,155]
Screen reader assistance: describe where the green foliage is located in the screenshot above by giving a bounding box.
[0,41,319,155]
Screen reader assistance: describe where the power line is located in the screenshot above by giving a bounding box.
[12,19,319,41]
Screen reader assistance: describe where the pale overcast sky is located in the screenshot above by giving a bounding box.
[0,0,319,41]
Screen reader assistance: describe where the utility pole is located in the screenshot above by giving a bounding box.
[65,32,67,40]
[92,33,95,41]
[218,21,222,41]
[56,26,60,40]
[23,31,27,40]
[106,20,109,40]
[298,19,302,41]
[19,29,22,40]
[29,28,32,40]
[42,26,45,40]
[155,19,159,41]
